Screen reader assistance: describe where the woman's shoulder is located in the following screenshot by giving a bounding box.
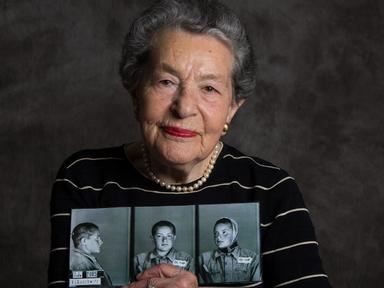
[62,145,125,166]
[54,144,128,179]
[220,142,292,184]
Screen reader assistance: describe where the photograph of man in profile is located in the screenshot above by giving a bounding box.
[70,222,113,287]
[133,220,193,278]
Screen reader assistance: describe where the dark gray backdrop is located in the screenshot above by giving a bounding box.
[0,0,383,287]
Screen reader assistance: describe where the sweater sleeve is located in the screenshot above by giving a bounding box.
[48,155,89,288]
[261,176,332,288]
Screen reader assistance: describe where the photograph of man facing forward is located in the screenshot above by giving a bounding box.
[199,217,260,284]
[133,220,193,278]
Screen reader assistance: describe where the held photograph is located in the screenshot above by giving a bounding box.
[68,203,260,287]
[198,203,261,285]
[133,205,195,279]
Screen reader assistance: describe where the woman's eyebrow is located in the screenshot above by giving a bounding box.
[160,63,226,83]
[199,73,225,83]
[160,63,180,76]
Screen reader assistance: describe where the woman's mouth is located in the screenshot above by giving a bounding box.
[162,126,198,138]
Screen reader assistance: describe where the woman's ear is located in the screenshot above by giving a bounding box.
[226,98,245,124]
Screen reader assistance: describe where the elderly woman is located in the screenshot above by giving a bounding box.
[49,0,331,288]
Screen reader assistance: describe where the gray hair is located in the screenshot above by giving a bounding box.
[119,0,256,102]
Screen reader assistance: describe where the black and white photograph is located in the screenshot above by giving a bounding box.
[198,203,261,285]
[69,207,131,287]
[133,206,195,279]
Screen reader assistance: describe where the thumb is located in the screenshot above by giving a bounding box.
[137,264,181,280]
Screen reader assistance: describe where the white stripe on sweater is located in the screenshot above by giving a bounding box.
[51,213,70,218]
[261,208,309,227]
[55,176,294,194]
[223,154,281,170]
[274,274,328,287]
[263,241,319,256]
[66,157,123,169]
[50,247,68,253]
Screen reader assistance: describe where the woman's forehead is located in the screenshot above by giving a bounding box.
[148,28,234,78]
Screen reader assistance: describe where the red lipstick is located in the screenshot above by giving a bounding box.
[163,126,198,138]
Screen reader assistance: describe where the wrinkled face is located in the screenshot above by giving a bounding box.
[134,28,243,167]
[84,231,103,254]
[214,223,234,248]
[153,226,175,253]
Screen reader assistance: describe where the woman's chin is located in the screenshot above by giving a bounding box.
[155,141,204,165]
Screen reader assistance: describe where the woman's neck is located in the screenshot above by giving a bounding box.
[150,156,209,184]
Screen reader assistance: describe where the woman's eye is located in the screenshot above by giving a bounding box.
[203,86,218,93]
[159,79,173,86]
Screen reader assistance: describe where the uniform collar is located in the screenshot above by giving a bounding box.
[73,248,97,261]
[149,247,176,261]
[213,246,241,260]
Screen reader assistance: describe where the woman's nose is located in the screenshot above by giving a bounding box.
[171,86,197,118]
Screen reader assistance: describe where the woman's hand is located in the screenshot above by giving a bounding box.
[122,264,198,288]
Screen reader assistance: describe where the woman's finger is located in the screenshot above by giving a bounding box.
[136,263,182,280]
[131,264,198,288]
[145,275,196,288]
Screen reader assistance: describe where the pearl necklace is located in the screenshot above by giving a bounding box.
[142,142,221,192]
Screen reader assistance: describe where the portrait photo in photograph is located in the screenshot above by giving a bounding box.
[69,207,131,287]
[198,202,261,285]
[133,205,195,279]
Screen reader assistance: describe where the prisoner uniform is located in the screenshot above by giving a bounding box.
[134,247,193,276]
[199,246,260,284]
[70,249,113,287]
